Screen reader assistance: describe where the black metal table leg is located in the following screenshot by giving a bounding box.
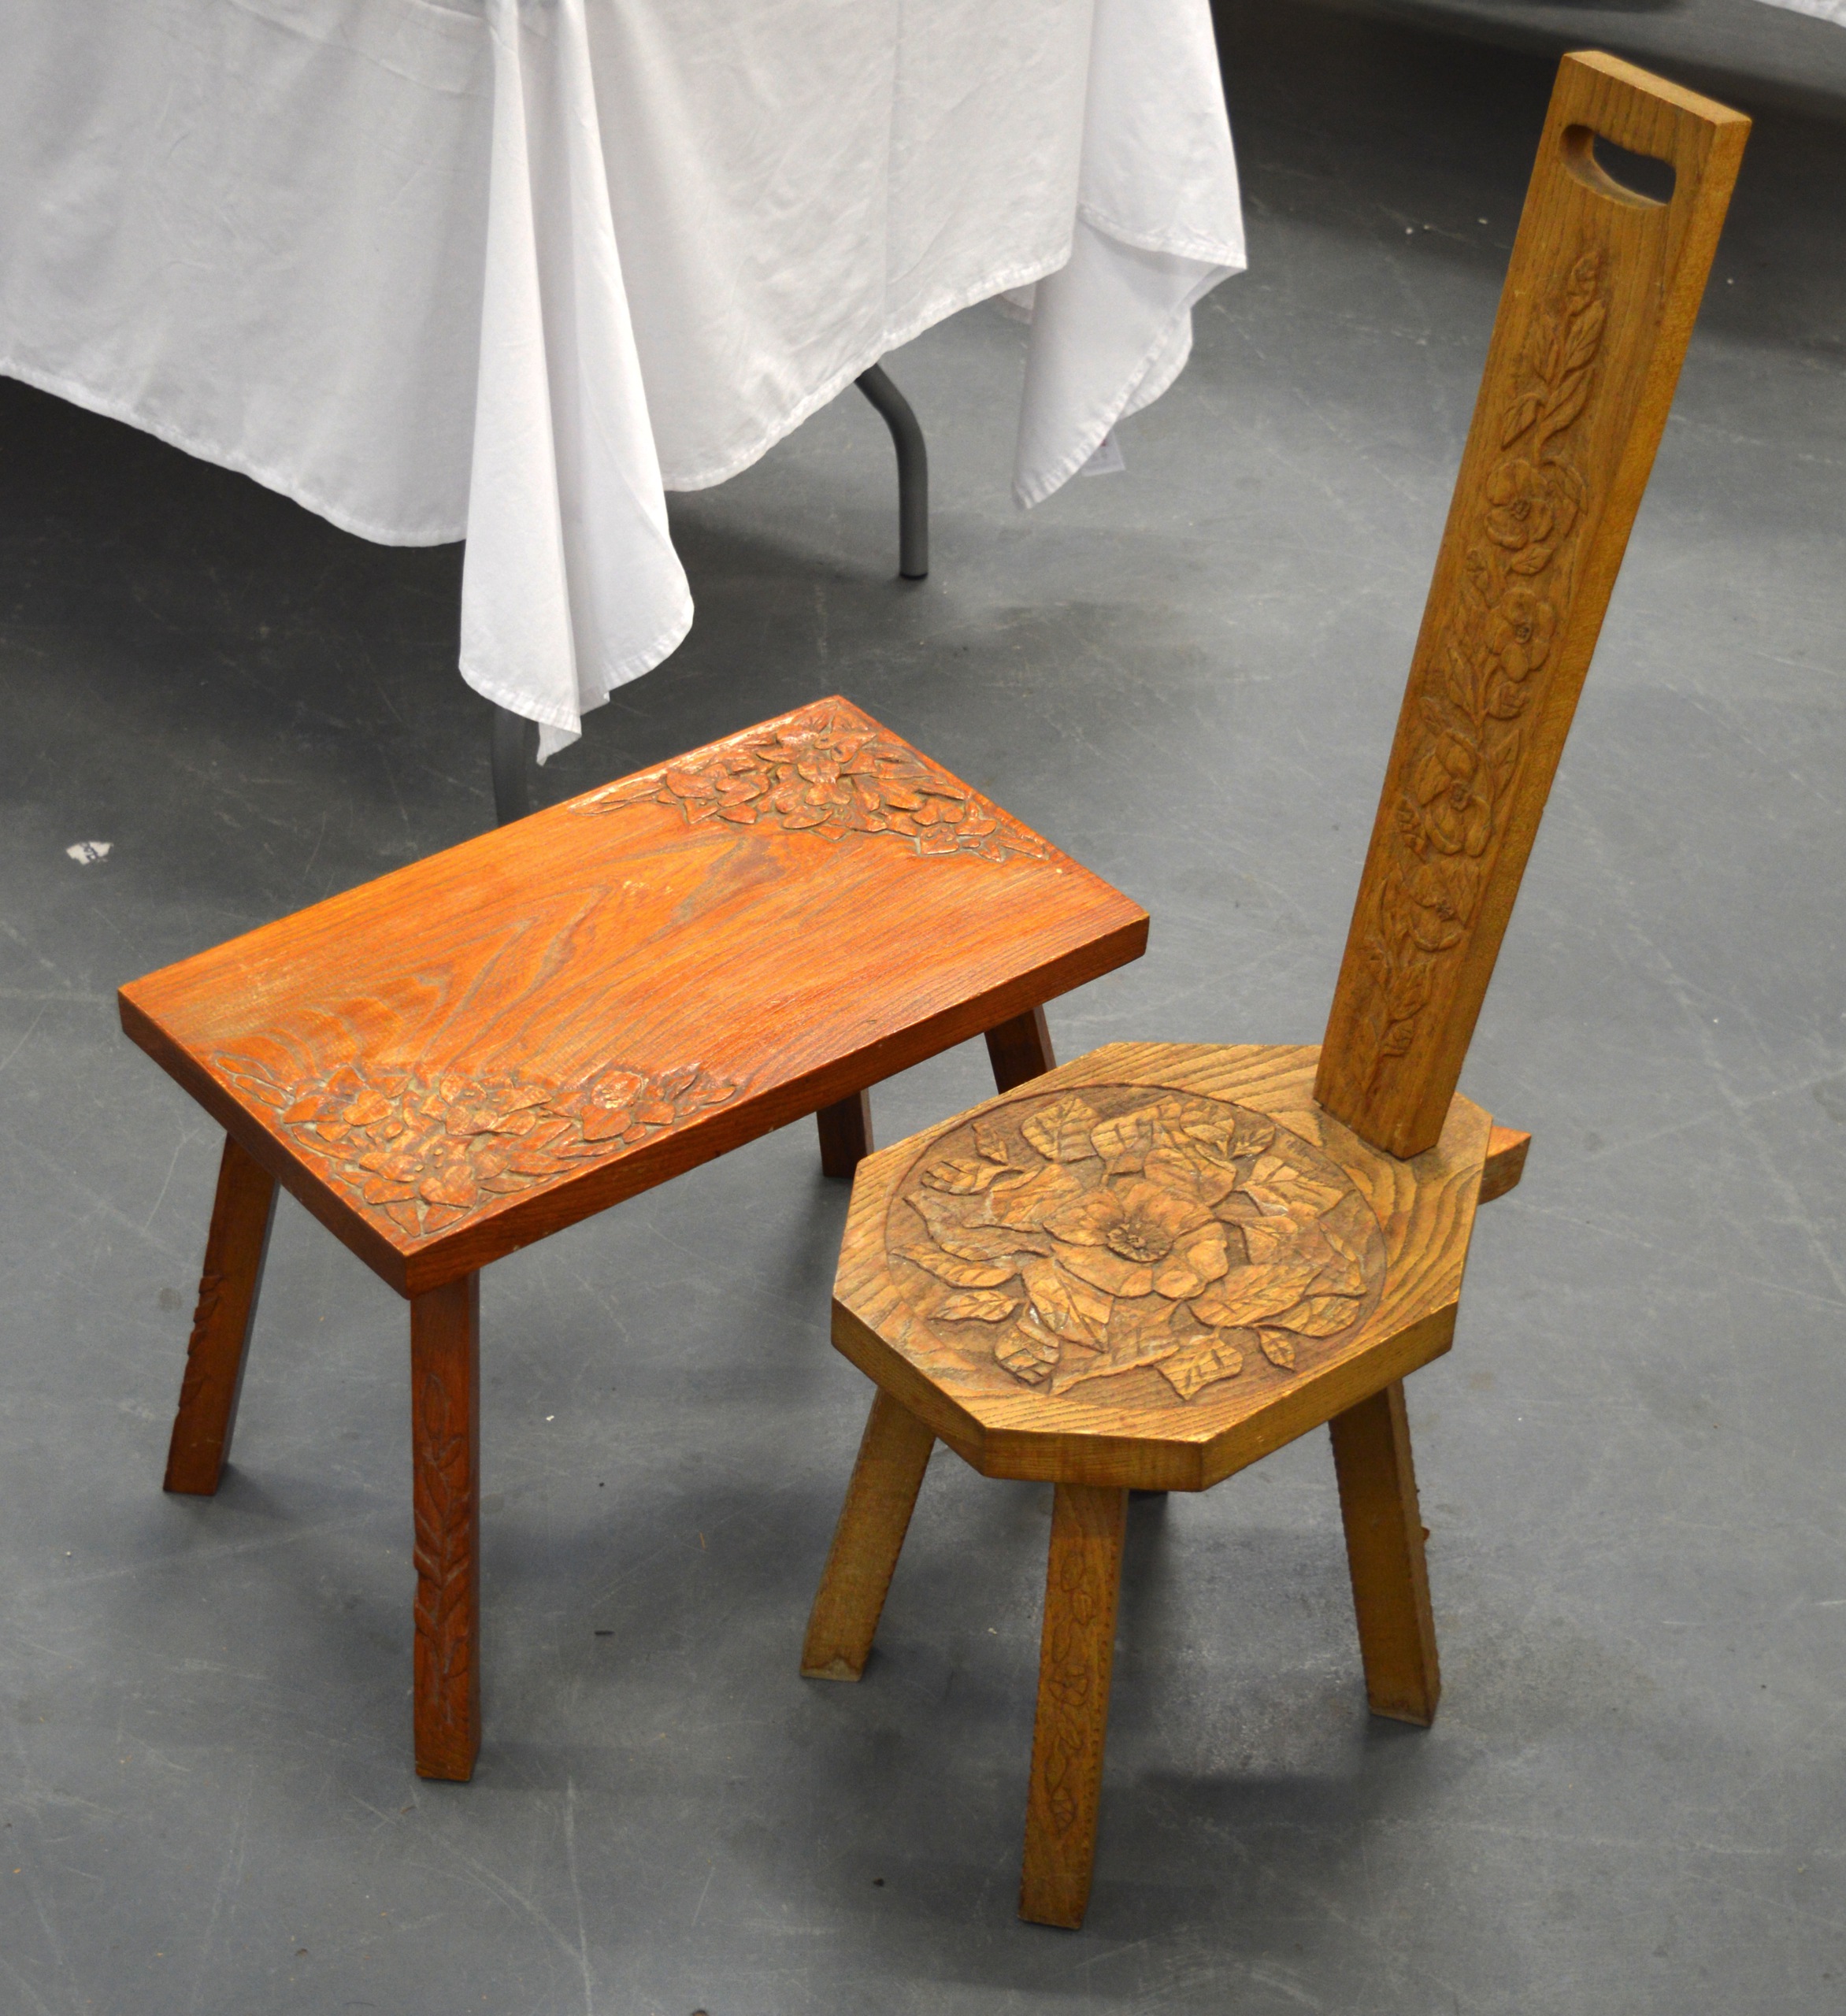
[491,706,536,827]
[855,363,929,581]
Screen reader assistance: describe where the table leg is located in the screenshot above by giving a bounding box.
[855,363,929,581]
[815,1089,874,1180]
[802,1390,935,1681]
[986,1005,1055,1094]
[1020,1482,1127,1929]
[1328,1380,1440,1725]
[491,706,536,827]
[412,1273,482,1781]
[164,1134,277,1495]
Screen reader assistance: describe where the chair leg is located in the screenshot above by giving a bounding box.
[411,1273,482,1781]
[490,704,536,827]
[1020,1483,1127,1929]
[986,1005,1056,1094]
[164,1134,278,1496]
[815,1089,874,1180]
[1328,1380,1440,1726]
[854,363,929,580]
[801,1390,936,1680]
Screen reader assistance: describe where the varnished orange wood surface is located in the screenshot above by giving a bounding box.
[164,1133,277,1495]
[411,1273,480,1782]
[1328,1380,1440,1725]
[1020,1483,1127,1929]
[119,700,1147,1296]
[801,1390,937,1681]
[1317,54,1748,1158]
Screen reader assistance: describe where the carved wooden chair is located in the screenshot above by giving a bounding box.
[799,54,1747,1930]
[120,696,1146,1780]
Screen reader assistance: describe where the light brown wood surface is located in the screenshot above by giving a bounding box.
[1479,1123,1532,1203]
[120,699,1147,1297]
[1328,1380,1440,1725]
[164,1133,278,1495]
[1020,1484,1127,1929]
[801,1390,937,1681]
[804,53,1748,1930]
[1316,53,1748,1158]
[411,1273,480,1782]
[831,1043,1491,1491]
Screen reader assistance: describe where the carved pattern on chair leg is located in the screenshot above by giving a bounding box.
[1020,1484,1126,1929]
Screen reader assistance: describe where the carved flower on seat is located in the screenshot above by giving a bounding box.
[1486,587,1556,684]
[887,1087,1382,1405]
[1412,732,1492,858]
[1045,1180,1230,1300]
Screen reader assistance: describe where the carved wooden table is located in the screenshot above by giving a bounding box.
[119,696,1147,1781]
[799,52,1748,1929]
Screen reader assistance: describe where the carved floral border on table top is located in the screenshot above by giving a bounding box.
[574,702,1049,865]
[219,1054,740,1239]
[1362,249,1608,1085]
[884,1084,1385,1407]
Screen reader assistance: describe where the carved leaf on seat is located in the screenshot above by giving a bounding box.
[575,700,1050,864]
[886,1084,1385,1406]
[218,1054,741,1239]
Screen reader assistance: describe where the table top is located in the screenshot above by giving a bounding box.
[120,699,1148,1295]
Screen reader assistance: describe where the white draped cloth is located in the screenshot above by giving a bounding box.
[0,0,1244,756]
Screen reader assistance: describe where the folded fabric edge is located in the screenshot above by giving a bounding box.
[0,358,469,549]
[1013,246,1245,512]
[657,247,1073,496]
[1076,200,1247,272]
[459,588,695,761]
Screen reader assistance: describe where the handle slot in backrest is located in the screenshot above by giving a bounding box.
[1563,126,1677,207]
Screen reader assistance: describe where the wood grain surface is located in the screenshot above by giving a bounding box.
[1479,1123,1532,1203]
[800,1389,937,1681]
[411,1273,480,1783]
[120,699,1146,1297]
[832,1043,1491,1491]
[1316,54,1748,1158]
[164,1132,277,1495]
[1019,1483,1128,1929]
[1329,1380,1440,1725]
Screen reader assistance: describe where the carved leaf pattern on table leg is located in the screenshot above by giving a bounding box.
[885,1083,1385,1406]
[412,1364,473,1749]
[575,699,1050,865]
[175,1270,227,1417]
[1361,250,1608,1085]
[216,1055,742,1240]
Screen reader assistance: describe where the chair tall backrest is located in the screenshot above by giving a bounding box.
[1316,52,1748,1160]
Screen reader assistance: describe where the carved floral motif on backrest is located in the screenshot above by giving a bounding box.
[1358,252,1607,1083]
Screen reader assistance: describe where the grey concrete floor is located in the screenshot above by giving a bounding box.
[2,3,1844,2011]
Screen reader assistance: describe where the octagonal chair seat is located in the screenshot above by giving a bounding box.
[831,1042,1498,1492]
